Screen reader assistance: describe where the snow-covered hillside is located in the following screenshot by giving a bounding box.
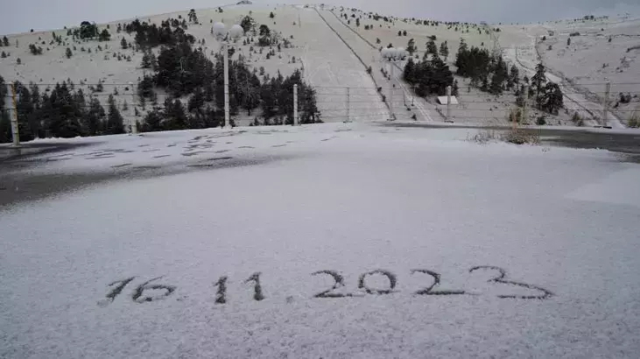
[1,4,639,131]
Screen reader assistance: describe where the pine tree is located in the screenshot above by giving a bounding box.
[508,64,520,90]
[407,38,416,55]
[439,41,449,60]
[99,29,111,41]
[2,36,8,47]
[84,97,106,135]
[142,108,163,132]
[539,82,563,114]
[121,38,128,49]
[106,94,125,134]
[532,63,547,102]
[489,56,509,95]
[426,40,438,58]
[403,58,416,84]
[164,99,188,130]
[66,48,72,58]
[141,50,152,68]
[567,38,571,46]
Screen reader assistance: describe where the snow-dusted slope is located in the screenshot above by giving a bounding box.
[0,4,384,125]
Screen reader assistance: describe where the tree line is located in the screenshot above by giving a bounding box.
[0,75,125,142]
[137,36,320,131]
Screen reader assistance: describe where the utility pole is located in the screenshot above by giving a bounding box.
[223,42,230,129]
[10,83,20,146]
[389,62,395,120]
[602,82,610,127]
[293,84,299,126]
[345,87,351,122]
[446,85,452,122]
[521,84,529,128]
[130,82,138,134]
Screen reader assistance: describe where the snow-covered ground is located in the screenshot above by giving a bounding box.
[2,123,640,358]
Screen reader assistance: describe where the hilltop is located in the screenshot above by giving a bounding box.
[1,4,639,142]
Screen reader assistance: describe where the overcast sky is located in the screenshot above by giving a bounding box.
[1,0,639,35]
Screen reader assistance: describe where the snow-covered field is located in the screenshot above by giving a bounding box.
[2,123,640,358]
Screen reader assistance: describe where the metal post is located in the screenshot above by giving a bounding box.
[10,83,19,146]
[346,87,351,122]
[223,42,230,128]
[389,60,395,120]
[522,84,529,127]
[293,84,298,126]
[602,82,610,127]
[411,84,415,106]
[446,85,452,122]
[130,82,138,134]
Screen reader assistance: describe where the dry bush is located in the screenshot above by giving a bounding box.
[469,129,499,144]
[501,128,540,145]
[507,107,523,124]
[628,113,640,128]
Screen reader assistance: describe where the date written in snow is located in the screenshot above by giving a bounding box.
[98,266,553,306]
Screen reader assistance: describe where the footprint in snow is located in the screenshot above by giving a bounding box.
[182,152,202,157]
[111,163,132,169]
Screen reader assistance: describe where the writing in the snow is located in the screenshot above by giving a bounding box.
[99,266,553,306]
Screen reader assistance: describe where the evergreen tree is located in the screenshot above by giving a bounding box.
[567,38,571,46]
[241,16,254,33]
[540,82,563,114]
[403,58,416,83]
[508,64,520,90]
[66,47,72,58]
[106,94,125,134]
[121,38,128,49]
[141,50,153,68]
[84,97,106,135]
[163,98,188,130]
[0,76,10,143]
[439,41,449,60]
[2,36,8,47]
[489,56,509,95]
[532,63,547,103]
[44,83,83,138]
[99,29,111,41]
[188,87,205,113]
[426,40,438,58]
[188,9,198,23]
[259,24,271,37]
[406,38,416,55]
[142,108,163,132]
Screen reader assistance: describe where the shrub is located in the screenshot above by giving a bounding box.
[501,129,540,145]
[628,113,640,128]
[536,116,546,125]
